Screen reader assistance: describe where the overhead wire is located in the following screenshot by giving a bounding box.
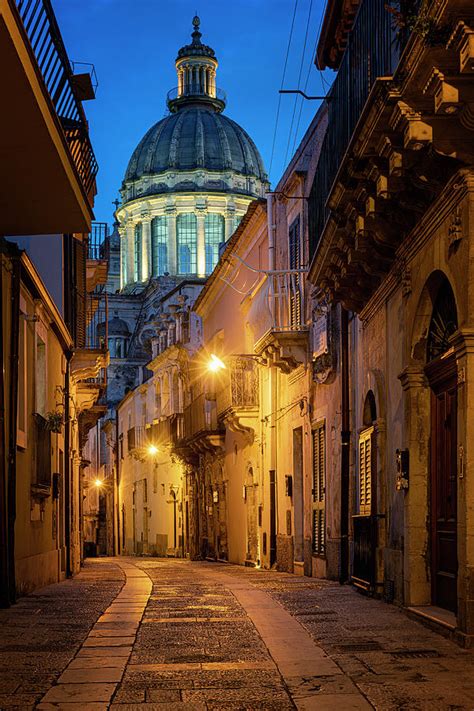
[284,0,313,167]
[269,0,299,178]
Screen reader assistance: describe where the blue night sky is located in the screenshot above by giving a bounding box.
[52,0,333,227]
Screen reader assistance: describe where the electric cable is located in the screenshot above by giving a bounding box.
[284,0,313,167]
[269,0,299,177]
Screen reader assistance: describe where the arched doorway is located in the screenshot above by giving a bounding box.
[352,390,378,591]
[425,278,458,612]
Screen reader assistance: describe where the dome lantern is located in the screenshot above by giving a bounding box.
[167,16,226,114]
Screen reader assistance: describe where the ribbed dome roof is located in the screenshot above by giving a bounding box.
[124,107,267,184]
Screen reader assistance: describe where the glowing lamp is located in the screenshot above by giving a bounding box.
[94,479,103,488]
[148,444,159,455]
[207,353,226,373]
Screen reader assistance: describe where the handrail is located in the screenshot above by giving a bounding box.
[13,0,98,198]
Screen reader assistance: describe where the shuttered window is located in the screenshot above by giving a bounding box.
[312,422,325,555]
[289,217,302,327]
[358,426,373,515]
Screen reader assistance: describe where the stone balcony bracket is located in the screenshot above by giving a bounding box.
[86,258,108,293]
[70,348,109,385]
[254,329,309,374]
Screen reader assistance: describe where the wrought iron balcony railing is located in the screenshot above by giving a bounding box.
[87,222,108,261]
[85,292,108,350]
[14,0,99,199]
[216,357,259,416]
[308,0,408,256]
[183,393,222,440]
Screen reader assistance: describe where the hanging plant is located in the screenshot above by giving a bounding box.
[385,1,451,48]
[45,410,64,433]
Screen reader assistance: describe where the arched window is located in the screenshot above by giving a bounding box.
[151,216,168,276]
[427,279,458,362]
[177,213,197,274]
[134,223,142,282]
[205,213,224,274]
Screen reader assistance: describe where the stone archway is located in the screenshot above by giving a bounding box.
[400,270,459,610]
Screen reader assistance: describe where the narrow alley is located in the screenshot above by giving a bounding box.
[0,559,472,710]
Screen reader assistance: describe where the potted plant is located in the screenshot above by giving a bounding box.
[45,410,64,434]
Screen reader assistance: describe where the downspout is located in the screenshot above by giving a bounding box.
[266,192,278,565]
[115,414,120,555]
[340,307,350,584]
[64,354,72,577]
[7,255,20,603]
[0,252,9,606]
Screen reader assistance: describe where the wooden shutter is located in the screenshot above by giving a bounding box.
[358,427,373,516]
[312,422,326,555]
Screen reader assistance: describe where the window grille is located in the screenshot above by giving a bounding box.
[134,223,142,281]
[205,214,224,273]
[358,426,374,516]
[177,214,197,274]
[151,216,168,276]
[312,422,326,555]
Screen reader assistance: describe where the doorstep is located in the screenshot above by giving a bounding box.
[406,605,456,639]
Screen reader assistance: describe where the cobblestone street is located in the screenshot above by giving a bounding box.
[0,558,473,710]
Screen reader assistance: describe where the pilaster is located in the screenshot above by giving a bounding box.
[398,365,431,607]
[166,207,177,275]
[125,220,135,287]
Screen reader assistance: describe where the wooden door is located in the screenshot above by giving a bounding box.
[430,374,458,612]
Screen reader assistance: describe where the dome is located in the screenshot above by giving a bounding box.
[98,317,131,338]
[123,107,267,186]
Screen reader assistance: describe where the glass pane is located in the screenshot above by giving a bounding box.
[151,216,168,276]
[177,213,197,274]
[205,213,224,274]
[134,223,142,281]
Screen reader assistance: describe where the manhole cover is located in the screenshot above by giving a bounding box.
[390,649,441,659]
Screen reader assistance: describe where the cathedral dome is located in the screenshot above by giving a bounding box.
[124,108,267,186]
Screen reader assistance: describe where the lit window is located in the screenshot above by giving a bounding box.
[134,223,142,281]
[205,214,224,274]
[358,427,374,516]
[177,213,197,274]
[151,216,168,276]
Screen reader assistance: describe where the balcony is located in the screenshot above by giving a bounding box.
[151,415,184,449]
[308,1,474,313]
[216,357,259,438]
[254,271,309,373]
[71,292,109,413]
[0,0,98,234]
[86,222,109,291]
[180,393,225,454]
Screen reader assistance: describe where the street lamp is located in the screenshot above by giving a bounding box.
[94,478,103,488]
[207,353,226,373]
[147,444,159,456]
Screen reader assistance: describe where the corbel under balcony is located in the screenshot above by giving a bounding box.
[71,348,109,384]
[188,432,226,456]
[254,328,309,374]
[86,258,108,292]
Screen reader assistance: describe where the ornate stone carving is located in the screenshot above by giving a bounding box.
[448,206,463,254]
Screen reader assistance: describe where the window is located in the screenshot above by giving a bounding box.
[108,337,128,359]
[358,427,374,516]
[177,213,197,274]
[120,231,127,286]
[288,216,302,327]
[151,216,168,276]
[312,422,326,555]
[35,322,47,416]
[134,222,142,281]
[205,214,224,274]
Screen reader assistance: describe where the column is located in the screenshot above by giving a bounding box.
[166,207,177,275]
[196,210,206,278]
[225,207,235,241]
[125,220,134,287]
[141,215,151,281]
[118,225,127,289]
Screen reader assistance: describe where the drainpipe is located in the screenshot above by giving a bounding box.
[64,355,72,577]
[266,192,275,272]
[115,413,120,555]
[0,252,9,606]
[340,306,350,584]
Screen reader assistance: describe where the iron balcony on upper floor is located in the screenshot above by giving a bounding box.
[0,0,98,234]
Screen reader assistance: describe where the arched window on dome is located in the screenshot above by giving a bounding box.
[134,223,142,282]
[151,216,168,276]
[205,214,224,274]
[177,213,197,274]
